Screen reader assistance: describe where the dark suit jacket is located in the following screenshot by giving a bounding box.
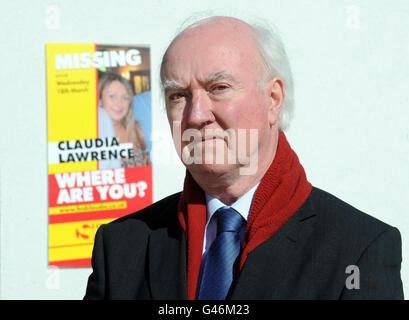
[84,187,404,299]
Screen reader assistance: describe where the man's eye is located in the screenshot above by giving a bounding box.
[211,85,229,93]
[169,93,186,101]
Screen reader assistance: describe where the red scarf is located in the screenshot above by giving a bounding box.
[177,131,312,300]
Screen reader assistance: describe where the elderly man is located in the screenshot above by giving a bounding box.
[84,16,403,300]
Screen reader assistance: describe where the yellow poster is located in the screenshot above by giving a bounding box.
[47,43,152,267]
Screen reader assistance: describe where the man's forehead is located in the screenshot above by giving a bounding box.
[180,16,254,38]
[164,17,257,61]
[162,70,237,91]
[160,17,266,90]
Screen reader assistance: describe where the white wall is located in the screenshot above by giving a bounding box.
[0,0,408,299]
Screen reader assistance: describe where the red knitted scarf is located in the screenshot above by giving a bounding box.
[177,131,312,300]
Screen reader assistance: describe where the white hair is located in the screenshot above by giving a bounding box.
[160,11,295,131]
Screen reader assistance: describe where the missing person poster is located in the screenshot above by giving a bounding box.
[46,44,153,267]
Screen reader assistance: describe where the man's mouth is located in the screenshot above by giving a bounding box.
[201,136,222,142]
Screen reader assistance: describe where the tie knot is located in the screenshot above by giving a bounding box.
[215,207,244,234]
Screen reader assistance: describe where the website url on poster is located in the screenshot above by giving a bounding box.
[49,201,127,215]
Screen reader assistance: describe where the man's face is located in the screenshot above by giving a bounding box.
[162,19,279,176]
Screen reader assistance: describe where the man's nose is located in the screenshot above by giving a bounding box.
[185,90,215,128]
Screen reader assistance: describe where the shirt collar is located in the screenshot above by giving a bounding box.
[205,183,260,224]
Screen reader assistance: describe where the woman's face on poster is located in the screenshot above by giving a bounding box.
[101,80,131,122]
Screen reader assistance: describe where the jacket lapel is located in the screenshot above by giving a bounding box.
[231,196,317,299]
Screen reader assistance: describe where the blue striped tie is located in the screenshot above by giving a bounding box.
[198,207,245,300]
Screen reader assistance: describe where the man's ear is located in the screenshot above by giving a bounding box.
[266,77,284,127]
